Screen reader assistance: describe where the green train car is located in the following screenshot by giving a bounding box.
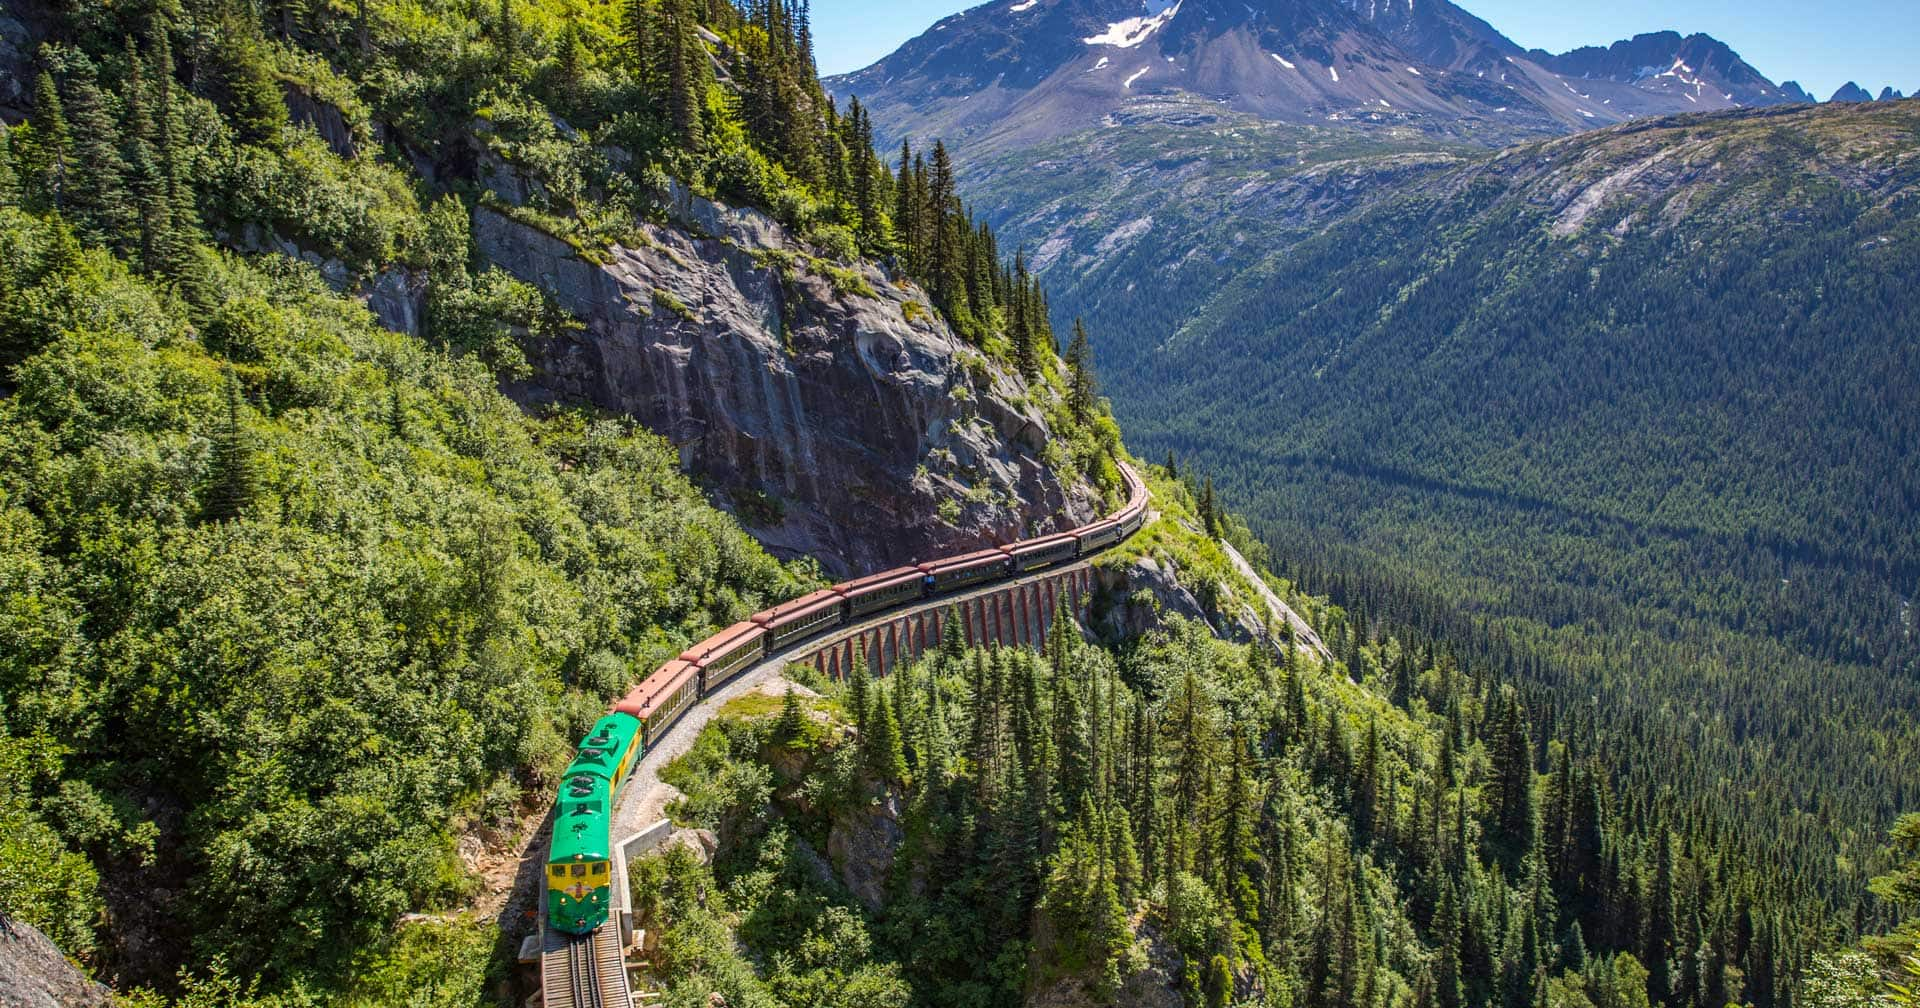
[545,712,642,933]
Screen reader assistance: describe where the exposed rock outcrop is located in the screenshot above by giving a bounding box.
[825,788,905,913]
[360,265,428,338]
[1025,914,1184,1008]
[1094,553,1272,650]
[1091,522,1332,661]
[0,914,110,1008]
[0,5,48,121]
[280,84,367,159]
[475,188,1100,576]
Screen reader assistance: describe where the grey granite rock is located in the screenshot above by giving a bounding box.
[475,191,1098,577]
[0,914,109,1008]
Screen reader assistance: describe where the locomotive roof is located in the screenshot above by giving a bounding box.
[548,773,611,863]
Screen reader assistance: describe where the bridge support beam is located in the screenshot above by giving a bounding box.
[802,564,1096,680]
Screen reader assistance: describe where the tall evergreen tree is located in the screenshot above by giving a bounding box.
[121,38,169,275]
[1066,318,1097,421]
[20,73,70,214]
[217,14,289,147]
[62,69,130,246]
[665,0,704,152]
[1647,829,1678,1006]
[865,681,908,782]
[202,376,259,523]
[847,642,871,734]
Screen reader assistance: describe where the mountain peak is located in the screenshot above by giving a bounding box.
[828,0,1805,152]
[1878,86,1907,101]
[1530,30,1776,103]
[1830,81,1873,102]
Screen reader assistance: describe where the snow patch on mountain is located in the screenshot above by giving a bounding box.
[1010,0,1038,10]
[1124,66,1150,88]
[1329,65,1340,82]
[1270,53,1296,69]
[1084,1,1181,48]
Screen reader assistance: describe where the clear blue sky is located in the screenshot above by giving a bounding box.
[811,0,1917,100]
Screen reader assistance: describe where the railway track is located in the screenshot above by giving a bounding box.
[540,920,625,1008]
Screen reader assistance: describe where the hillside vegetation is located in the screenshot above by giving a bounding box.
[0,204,815,993]
[0,0,1122,997]
[1058,101,1920,908]
[624,475,1919,1008]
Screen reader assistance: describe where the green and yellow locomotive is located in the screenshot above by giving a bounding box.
[545,711,640,932]
[545,657,704,934]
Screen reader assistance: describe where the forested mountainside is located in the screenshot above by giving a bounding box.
[614,466,1920,1008]
[1095,99,1920,909]
[0,0,1124,998]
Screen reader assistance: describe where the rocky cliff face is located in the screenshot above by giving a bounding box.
[0,915,110,1008]
[473,187,1101,578]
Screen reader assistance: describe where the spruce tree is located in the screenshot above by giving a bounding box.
[148,20,200,279]
[864,682,908,782]
[1065,318,1097,421]
[892,659,915,768]
[624,0,657,89]
[1221,732,1255,915]
[1050,659,1088,814]
[1010,250,1036,377]
[1436,876,1467,1008]
[776,685,805,743]
[849,100,881,250]
[927,142,959,316]
[202,377,259,523]
[63,70,130,242]
[21,73,69,214]
[847,642,871,734]
[939,606,968,665]
[121,38,169,275]
[1107,802,1141,906]
[1355,715,1382,848]
[219,14,289,147]
[665,0,704,152]
[894,140,917,271]
[1646,829,1678,1006]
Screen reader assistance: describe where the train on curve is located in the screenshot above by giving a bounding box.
[545,463,1150,933]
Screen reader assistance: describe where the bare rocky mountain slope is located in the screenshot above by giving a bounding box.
[470,185,1103,578]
